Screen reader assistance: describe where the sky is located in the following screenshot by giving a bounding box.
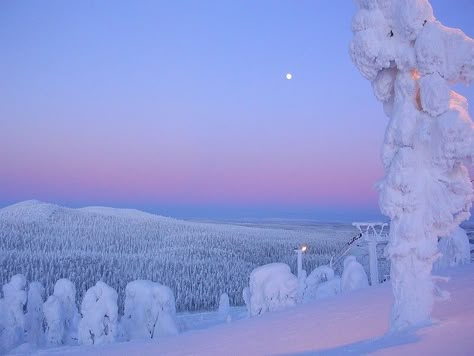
[1,0,473,221]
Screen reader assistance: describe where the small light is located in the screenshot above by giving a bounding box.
[286,73,292,80]
[301,245,307,252]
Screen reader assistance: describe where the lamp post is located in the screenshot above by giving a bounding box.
[294,244,307,280]
[294,244,308,302]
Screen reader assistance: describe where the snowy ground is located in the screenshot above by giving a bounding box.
[30,263,474,356]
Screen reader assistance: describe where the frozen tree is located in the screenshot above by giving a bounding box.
[25,281,45,346]
[245,263,298,317]
[315,277,342,300]
[434,227,471,271]
[218,293,230,321]
[303,265,339,302]
[350,0,474,330]
[43,296,64,346]
[0,274,27,353]
[341,256,369,292]
[54,279,80,344]
[121,280,179,340]
[78,281,118,345]
[43,279,80,345]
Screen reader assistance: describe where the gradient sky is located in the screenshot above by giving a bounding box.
[1,1,473,221]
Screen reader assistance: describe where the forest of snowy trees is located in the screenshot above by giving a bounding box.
[0,201,356,312]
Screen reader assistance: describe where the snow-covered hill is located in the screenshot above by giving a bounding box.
[0,201,356,312]
[35,263,474,355]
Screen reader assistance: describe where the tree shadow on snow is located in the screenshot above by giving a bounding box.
[281,328,421,356]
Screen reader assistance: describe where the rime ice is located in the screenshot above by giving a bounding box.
[121,280,179,340]
[350,0,474,330]
[245,263,298,317]
[78,281,119,345]
[341,256,369,292]
[435,227,471,271]
[0,275,27,353]
[303,265,341,302]
[44,278,81,346]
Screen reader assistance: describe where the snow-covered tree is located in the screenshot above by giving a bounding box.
[25,281,45,346]
[218,293,230,321]
[341,256,369,292]
[350,0,474,330]
[43,295,64,346]
[314,277,342,300]
[245,263,298,317]
[78,281,118,345]
[303,265,341,302]
[0,274,27,353]
[434,227,471,271]
[43,278,80,345]
[121,280,179,340]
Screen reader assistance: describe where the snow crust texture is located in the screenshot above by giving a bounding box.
[350,0,474,330]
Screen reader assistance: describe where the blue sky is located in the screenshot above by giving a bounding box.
[1,0,473,221]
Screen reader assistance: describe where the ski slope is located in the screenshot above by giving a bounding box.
[36,263,474,356]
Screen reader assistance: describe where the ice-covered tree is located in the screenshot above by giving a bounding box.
[25,281,45,346]
[43,295,65,346]
[78,281,118,345]
[434,227,471,271]
[341,256,369,292]
[121,280,179,340]
[303,265,340,302]
[0,274,27,353]
[350,0,474,330]
[245,263,298,317]
[218,293,230,321]
[43,278,80,345]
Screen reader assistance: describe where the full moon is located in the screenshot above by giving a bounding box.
[286,73,292,80]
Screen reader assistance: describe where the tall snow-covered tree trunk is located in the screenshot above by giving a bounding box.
[350,0,474,330]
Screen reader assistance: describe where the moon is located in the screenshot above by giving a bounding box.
[286,73,292,80]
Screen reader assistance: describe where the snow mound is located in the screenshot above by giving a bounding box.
[245,263,298,317]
